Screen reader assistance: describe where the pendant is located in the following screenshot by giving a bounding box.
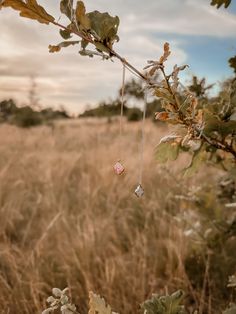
[114,161,125,175]
[134,184,144,198]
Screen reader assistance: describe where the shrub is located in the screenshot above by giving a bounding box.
[12,106,43,128]
[127,107,142,122]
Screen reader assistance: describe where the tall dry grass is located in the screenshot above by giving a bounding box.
[0,119,200,313]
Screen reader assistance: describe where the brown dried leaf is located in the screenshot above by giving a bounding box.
[159,42,171,64]
[2,0,55,24]
[149,66,159,77]
[48,45,61,53]
[48,40,80,53]
[155,111,179,123]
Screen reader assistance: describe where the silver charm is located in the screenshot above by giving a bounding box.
[134,184,144,198]
[114,161,125,175]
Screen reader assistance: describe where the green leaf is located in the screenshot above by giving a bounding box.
[210,0,231,8]
[87,11,119,49]
[59,28,72,40]
[94,42,110,54]
[229,56,236,74]
[2,0,55,24]
[81,39,89,49]
[88,292,112,314]
[184,146,207,177]
[79,49,110,59]
[203,111,236,137]
[60,0,73,20]
[142,290,186,314]
[48,40,80,53]
[155,142,180,163]
[79,49,94,57]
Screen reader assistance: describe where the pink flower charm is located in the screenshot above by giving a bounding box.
[134,184,144,198]
[114,161,125,175]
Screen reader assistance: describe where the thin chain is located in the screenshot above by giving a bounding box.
[124,63,143,81]
[119,63,126,160]
[139,90,147,185]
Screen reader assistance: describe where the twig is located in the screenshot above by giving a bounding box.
[160,67,236,160]
[42,17,236,159]
[52,21,150,84]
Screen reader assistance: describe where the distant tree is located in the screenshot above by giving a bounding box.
[122,79,162,119]
[188,76,214,99]
[0,99,18,121]
[28,75,40,110]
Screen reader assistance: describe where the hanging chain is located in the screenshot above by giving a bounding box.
[139,90,147,185]
[119,63,126,160]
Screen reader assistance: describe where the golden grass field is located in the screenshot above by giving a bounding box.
[0,118,224,313]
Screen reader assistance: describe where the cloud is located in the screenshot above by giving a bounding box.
[0,0,235,113]
[84,0,236,37]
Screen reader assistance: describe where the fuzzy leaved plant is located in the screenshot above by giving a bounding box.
[42,289,188,314]
[146,43,236,175]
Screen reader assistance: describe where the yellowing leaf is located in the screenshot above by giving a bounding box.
[88,292,112,314]
[76,1,91,30]
[2,0,55,24]
[76,0,85,17]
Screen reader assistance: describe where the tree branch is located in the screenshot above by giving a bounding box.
[52,21,150,83]
[51,20,236,160]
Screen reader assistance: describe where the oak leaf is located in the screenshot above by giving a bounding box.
[211,0,231,8]
[76,1,91,30]
[2,0,55,24]
[48,40,79,53]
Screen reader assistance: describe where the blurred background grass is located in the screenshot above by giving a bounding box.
[0,118,235,314]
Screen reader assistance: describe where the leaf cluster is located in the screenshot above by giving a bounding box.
[1,0,120,59]
[142,290,187,314]
[149,43,236,174]
[56,0,119,58]
[42,288,78,314]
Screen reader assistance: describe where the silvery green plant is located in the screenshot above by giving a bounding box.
[42,288,79,314]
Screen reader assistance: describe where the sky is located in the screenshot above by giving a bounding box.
[0,0,236,114]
